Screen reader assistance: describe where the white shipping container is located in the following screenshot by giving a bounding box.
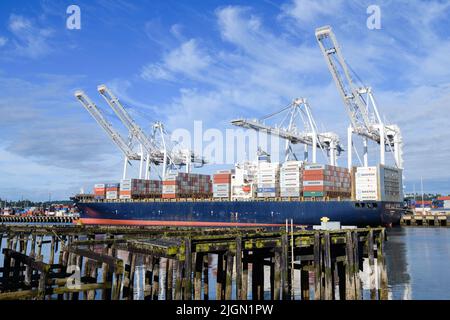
[94,184,106,188]
[106,191,118,199]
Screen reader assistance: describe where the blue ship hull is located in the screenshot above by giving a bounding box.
[75,200,404,227]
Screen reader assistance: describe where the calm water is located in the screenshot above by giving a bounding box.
[385,227,450,300]
[2,227,450,300]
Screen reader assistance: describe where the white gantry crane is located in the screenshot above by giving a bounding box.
[96,84,206,179]
[74,91,145,180]
[231,98,344,166]
[315,25,403,169]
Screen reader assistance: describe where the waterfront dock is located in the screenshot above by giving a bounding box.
[0,224,387,300]
[400,214,449,227]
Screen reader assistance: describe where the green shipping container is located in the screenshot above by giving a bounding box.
[303,191,325,197]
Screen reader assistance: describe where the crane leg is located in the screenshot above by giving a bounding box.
[312,135,317,163]
[122,156,128,180]
[347,126,353,170]
[363,137,368,167]
[304,144,308,162]
[145,153,150,179]
[379,125,385,166]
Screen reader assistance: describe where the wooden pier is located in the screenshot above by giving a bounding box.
[400,214,448,227]
[0,224,388,300]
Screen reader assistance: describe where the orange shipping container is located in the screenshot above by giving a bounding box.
[303,174,325,180]
[213,177,231,183]
[163,181,176,186]
[303,186,324,192]
[303,169,324,176]
[162,194,176,199]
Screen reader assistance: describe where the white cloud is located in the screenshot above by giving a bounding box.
[0,37,8,47]
[280,0,343,24]
[7,14,54,59]
[140,39,212,81]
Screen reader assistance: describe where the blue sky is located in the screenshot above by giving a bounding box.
[0,0,449,200]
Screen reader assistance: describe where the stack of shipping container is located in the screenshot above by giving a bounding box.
[119,179,162,199]
[212,170,234,199]
[162,172,212,199]
[303,164,351,198]
[257,162,280,198]
[93,184,106,200]
[355,164,402,202]
[280,161,303,197]
[231,162,257,200]
[105,183,120,200]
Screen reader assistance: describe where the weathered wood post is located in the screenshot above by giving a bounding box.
[323,232,333,300]
[242,251,248,300]
[301,266,310,300]
[166,258,174,300]
[273,250,281,300]
[281,234,289,300]
[202,254,209,300]
[367,229,376,300]
[377,229,388,300]
[49,236,56,265]
[194,253,204,300]
[235,237,242,300]
[174,259,183,300]
[225,252,234,300]
[313,232,322,300]
[216,252,225,300]
[183,238,192,300]
[152,257,160,300]
[345,231,356,300]
[144,255,154,300]
[352,231,362,300]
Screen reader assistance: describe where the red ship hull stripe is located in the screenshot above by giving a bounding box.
[78,218,287,227]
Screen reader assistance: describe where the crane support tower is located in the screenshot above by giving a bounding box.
[315,25,403,169]
[231,98,343,166]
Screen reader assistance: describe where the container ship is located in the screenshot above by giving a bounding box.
[73,161,405,227]
[72,25,406,228]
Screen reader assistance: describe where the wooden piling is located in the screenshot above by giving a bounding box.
[235,237,242,300]
[367,229,376,300]
[225,252,234,300]
[202,254,209,300]
[352,231,362,300]
[313,232,322,300]
[281,234,289,300]
[216,253,224,300]
[273,250,281,300]
[183,238,192,300]
[345,231,356,300]
[242,252,248,300]
[194,253,203,300]
[151,257,160,300]
[166,258,174,300]
[174,259,183,300]
[323,232,333,300]
[301,268,310,300]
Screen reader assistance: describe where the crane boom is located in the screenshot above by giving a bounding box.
[231,98,343,165]
[315,25,403,169]
[74,90,141,160]
[97,84,206,170]
[97,85,163,160]
[315,25,379,141]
